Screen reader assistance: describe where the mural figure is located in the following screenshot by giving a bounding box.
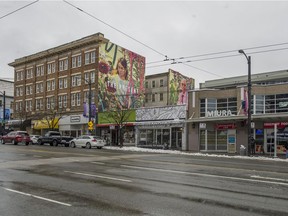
[98,42,145,112]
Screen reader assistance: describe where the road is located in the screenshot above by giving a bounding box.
[0,144,288,216]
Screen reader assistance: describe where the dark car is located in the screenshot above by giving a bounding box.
[1,131,31,145]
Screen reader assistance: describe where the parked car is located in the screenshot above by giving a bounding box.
[37,131,74,147]
[1,131,31,145]
[70,135,106,149]
[30,135,40,144]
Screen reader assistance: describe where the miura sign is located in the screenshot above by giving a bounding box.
[206,110,235,117]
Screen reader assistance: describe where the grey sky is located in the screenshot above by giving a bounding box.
[1,0,288,88]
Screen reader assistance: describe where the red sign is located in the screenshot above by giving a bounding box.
[216,123,236,130]
[264,122,288,129]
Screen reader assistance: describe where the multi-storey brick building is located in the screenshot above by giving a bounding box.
[9,33,146,137]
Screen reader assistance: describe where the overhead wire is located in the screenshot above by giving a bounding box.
[0,0,39,20]
[62,0,217,77]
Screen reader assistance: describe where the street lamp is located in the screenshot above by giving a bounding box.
[0,91,6,130]
[238,49,252,156]
[78,76,96,134]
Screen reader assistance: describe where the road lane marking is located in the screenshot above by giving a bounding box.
[121,165,288,186]
[91,162,105,165]
[64,171,132,182]
[251,175,288,182]
[3,187,71,206]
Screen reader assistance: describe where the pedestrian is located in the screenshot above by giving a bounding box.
[250,136,256,155]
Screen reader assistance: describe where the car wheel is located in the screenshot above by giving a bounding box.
[1,139,5,144]
[52,140,58,147]
[97,147,102,149]
[12,139,17,145]
[86,142,92,149]
[25,142,30,146]
[38,139,43,145]
[70,142,76,148]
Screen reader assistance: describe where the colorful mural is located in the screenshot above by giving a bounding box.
[168,69,194,105]
[98,42,145,112]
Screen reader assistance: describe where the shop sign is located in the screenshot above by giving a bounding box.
[264,122,288,129]
[206,110,234,118]
[70,116,80,123]
[216,123,236,130]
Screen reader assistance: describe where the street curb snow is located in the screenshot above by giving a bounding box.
[103,146,288,162]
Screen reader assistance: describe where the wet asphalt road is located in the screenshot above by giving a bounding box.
[0,144,288,216]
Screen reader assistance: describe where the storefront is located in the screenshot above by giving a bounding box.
[135,105,186,150]
[58,115,89,137]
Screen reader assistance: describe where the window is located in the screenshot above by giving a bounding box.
[47,62,56,74]
[71,93,81,106]
[26,68,33,79]
[58,95,67,108]
[84,91,95,103]
[152,93,155,102]
[145,81,148,89]
[59,59,68,71]
[84,71,95,84]
[59,79,63,89]
[36,98,43,110]
[36,65,44,76]
[152,80,156,88]
[85,51,96,65]
[160,93,164,101]
[72,55,81,68]
[46,97,55,109]
[72,75,81,87]
[59,77,68,89]
[51,80,55,90]
[200,97,237,117]
[160,79,164,87]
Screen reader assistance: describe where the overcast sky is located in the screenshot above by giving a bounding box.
[1,0,288,89]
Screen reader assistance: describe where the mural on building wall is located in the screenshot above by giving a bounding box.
[168,69,194,105]
[136,105,186,121]
[98,42,145,112]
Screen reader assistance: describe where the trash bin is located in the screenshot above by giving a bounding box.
[240,145,246,156]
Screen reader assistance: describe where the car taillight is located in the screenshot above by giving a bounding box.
[15,135,22,140]
[92,139,97,142]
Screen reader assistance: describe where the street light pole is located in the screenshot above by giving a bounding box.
[238,49,252,156]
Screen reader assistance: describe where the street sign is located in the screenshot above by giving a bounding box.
[88,121,93,127]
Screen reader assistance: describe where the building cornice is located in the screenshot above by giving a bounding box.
[9,32,109,67]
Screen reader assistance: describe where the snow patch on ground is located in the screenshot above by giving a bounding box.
[103,146,288,162]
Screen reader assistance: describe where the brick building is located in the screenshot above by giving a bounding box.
[9,33,145,137]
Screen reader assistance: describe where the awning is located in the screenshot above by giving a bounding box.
[32,118,59,130]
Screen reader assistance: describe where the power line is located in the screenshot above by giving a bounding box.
[63,0,166,57]
[147,47,288,70]
[0,0,39,20]
[147,42,288,65]
[62,1,216,77]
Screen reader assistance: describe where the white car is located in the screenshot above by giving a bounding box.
[30,135,40,144]
[70,135,106,149]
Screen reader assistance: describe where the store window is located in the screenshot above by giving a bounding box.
[200,97,237,117]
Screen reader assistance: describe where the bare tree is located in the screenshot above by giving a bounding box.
[105,108,134,147]
[33,105,66,131]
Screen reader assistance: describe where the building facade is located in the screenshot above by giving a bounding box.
[145,69,195,107]
[0,79,14,131]
[187,70,288,155]
[9,33,145,137]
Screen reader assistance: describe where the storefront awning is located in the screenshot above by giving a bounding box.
[33,118,59,130]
